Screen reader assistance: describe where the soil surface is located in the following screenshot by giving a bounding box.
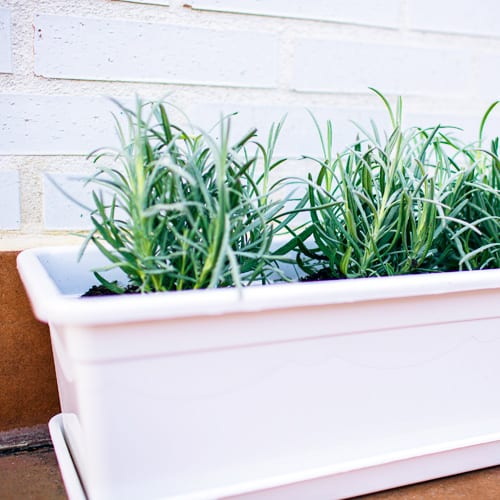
[81,284,139,297]
[82,269,343,295]
[300,268,344,282]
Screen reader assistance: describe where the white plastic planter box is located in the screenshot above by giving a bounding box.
[17,246,500,500]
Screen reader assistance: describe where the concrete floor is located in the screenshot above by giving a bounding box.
[0,447,66,500]
[1,446,500,499]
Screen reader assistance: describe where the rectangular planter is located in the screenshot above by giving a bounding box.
[17,246,500,500]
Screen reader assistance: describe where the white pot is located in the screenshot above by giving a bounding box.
[17,246,500,500]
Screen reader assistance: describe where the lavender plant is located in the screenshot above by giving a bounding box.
[81,98,292,293]
[444,101,500,270]
[287,90,500,279]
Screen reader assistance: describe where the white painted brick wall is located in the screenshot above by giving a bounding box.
[190,103,391,157]
[34,14,278,88]
[43,173,93,230]
[0,171,20,230]
[409,0,500,38]
[477,51,500,103]
[190,0,401,28]
[1,0,499,247]
[0,8,12,74]
[192,103,500,158]
[0,95,121,155]
[293,40,474,97]
[115,0,170,6]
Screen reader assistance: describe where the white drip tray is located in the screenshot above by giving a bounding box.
[48,412,500,500]
[49,414,87,500]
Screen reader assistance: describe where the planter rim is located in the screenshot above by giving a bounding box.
[17,245,500,327]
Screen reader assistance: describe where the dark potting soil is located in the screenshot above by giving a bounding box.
[82,268,342,297]
[81,284,140,297]
[299,268,345,282]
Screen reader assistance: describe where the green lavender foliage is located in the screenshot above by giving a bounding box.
[81,98,292,293]
[289,90,500,279]
[444,101,500,270]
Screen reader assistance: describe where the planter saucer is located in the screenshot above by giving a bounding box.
[49,414,87,500]
[49,412,500,500]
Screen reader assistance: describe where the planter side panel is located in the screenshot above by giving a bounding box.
[50,292,500,500]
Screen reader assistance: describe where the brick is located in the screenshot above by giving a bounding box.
[409,0,500,38]
[114,0,170,5]
[477,53,500,102]
[189,0,400,28]
[0,8,12,74]
[44,173,93,230]
[292,39,473,96]
[0,171,20,230]
[34,14,277,88]
[0,95,121,155]
[191,102,500,158]
[44,170,132,231]
[190,103,390,157]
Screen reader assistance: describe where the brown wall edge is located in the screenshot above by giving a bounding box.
[0,251,60,432]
